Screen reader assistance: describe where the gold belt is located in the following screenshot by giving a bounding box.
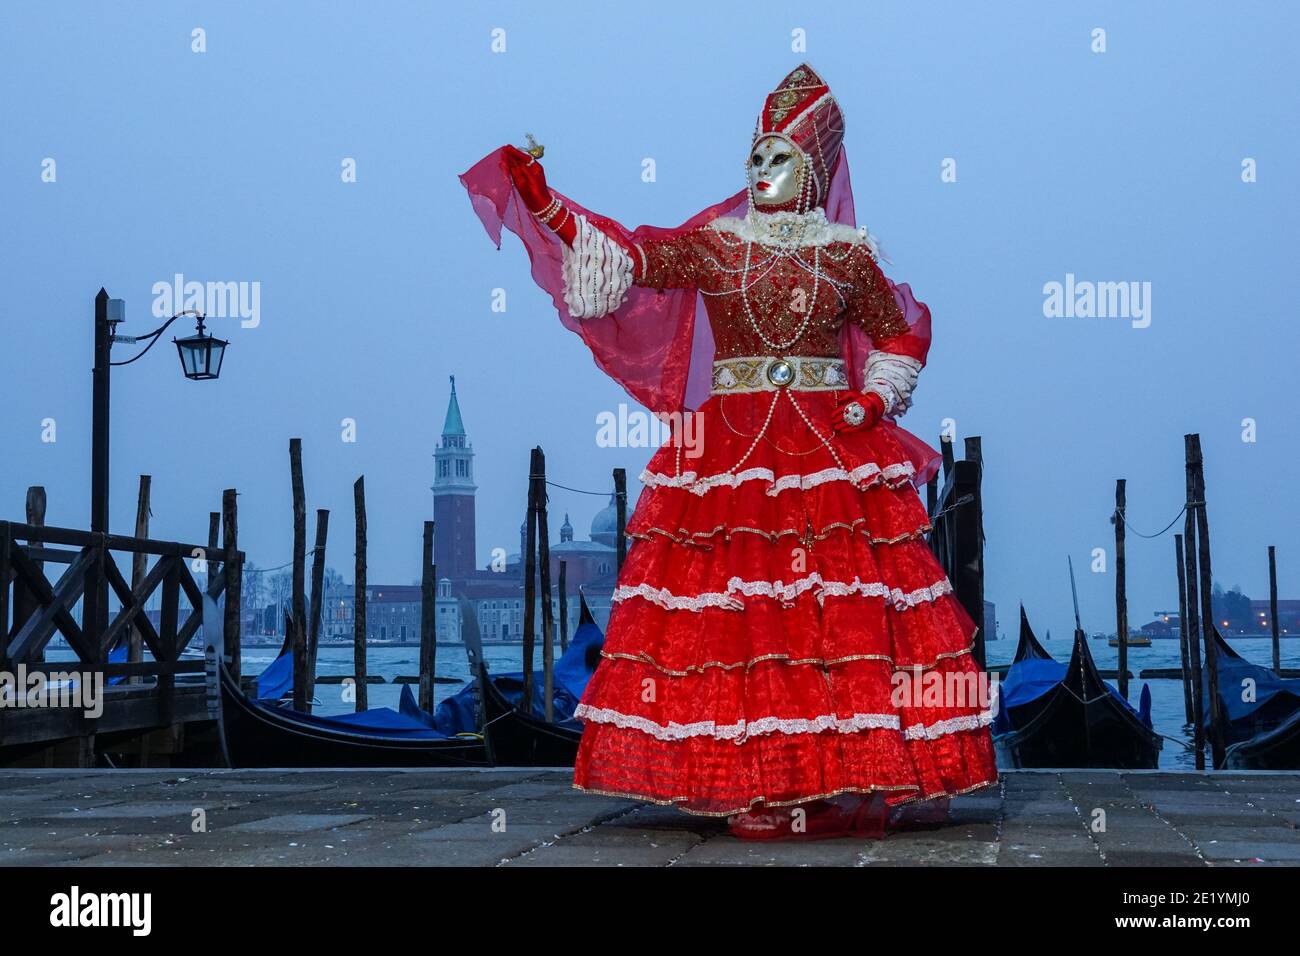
[711,355,849,394]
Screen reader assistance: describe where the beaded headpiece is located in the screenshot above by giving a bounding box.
[751,63,844,212]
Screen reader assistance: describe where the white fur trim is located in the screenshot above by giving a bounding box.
[562,213,634,319]
[708,207,874,250]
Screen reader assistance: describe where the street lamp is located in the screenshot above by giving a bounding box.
[85,288,231,636]
[173,316,228,380]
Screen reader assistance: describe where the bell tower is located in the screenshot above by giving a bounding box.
[432,376,477,578]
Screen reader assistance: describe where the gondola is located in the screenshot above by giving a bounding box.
[436,594,603,767]
[217,660,491,768]
[993,605,1161,769]
[1225,707,1300,769]
[1200,628,1300,747]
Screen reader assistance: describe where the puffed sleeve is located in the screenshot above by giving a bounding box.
[632,228,716,291]
[847,245,914,350]
[846,244,928,416]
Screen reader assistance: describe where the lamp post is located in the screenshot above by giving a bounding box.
[86,287,230,638]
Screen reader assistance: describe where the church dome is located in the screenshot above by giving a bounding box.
[590,494,618,548]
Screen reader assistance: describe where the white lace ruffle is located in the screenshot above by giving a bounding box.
[863,352,923,418]
[612,574,954,612]
[640,461,915,497]
[561,213,634,319]
[575,703,994,744]
[610,583,745,612]
[902,711,994,741]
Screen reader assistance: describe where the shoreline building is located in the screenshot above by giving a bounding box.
[430,377,618,645]
[258,378,622,647]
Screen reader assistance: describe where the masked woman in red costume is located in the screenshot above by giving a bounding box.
[461,64,997,839]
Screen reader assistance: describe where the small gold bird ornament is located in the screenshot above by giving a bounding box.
[523,133,545,160]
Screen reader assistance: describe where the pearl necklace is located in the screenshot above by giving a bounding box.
[738,239,820,351]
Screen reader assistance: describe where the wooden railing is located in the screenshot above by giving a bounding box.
[0,520,243,743]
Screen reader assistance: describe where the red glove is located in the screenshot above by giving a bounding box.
[503,146,577,246]
[832,391,885,434]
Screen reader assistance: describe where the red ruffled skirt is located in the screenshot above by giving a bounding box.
[572,388,998,816]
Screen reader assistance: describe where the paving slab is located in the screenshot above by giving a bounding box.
[222,813,372,833]
[673,835,867,866]
[0,768,1295,867]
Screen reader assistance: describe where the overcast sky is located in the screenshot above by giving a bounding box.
[2,1,1297,639]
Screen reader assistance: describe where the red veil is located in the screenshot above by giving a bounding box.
[459,68,940,484]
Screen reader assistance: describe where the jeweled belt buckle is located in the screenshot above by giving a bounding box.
[766,357,795,388]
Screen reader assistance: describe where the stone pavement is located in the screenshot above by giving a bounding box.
[0,768,1297,866]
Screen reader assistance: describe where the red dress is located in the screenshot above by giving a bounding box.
[570,220,999,816]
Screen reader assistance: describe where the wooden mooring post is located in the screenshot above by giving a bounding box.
[964,437,985,662]
[927,432,986,669]
[306,508,328,709]
[222,490,241,681]
[206,506,220,681]
[1269,545,1280,674]
[419,520,436,714]
[558,559,569,653]
[1187,434,1227,768]
[614,467,628,573]
[538,449,555,723]
[353,477,369,712]
[521,448,541,715]
[290,438,308,713]
[22,487,47,664]
[128,478,151,675]
[1174,534,1194,723]
[1182,499,1206,768]
[1113,479,1129,700]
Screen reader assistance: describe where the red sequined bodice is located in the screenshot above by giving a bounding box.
[635,224,908,359]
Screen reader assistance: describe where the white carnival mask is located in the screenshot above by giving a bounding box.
[748,135,807,206]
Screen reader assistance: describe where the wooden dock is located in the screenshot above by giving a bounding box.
[2,768,1298,867]
[0,519,239,766]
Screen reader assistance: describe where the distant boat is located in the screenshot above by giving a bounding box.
[1109,634,1152,648]
[993,606,1161,769]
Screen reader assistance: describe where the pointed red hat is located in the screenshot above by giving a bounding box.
[754,63,844,206]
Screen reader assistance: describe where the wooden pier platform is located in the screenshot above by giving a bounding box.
[2,768,1298,867]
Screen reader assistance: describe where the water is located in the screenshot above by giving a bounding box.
[53,635,1300,770]
[985,637,1300,769]
[249,643,531,717]
[301,636,1300,769]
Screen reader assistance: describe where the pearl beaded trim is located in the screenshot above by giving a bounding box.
[572,702,994,744]
[612,573,955,613]
[641,460,916,497]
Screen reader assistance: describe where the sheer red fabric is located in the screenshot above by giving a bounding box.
[459,145,940,484]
